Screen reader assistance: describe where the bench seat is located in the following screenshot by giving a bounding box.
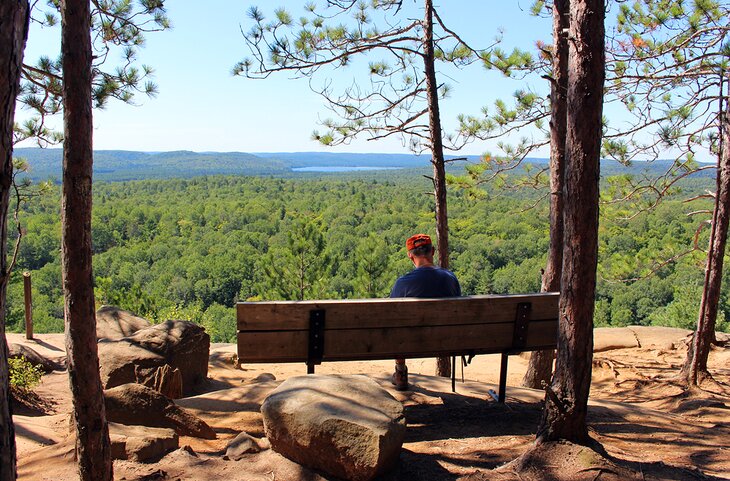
[237,292,559,402]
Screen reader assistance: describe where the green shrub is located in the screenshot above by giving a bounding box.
[8,357,43,391]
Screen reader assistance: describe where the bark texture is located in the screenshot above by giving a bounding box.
[61,0,113,479]
[423,0,451,378]
[680,101,730,386]
[537,0,604,444]
[523,0,569,389]
[0,2,29,479]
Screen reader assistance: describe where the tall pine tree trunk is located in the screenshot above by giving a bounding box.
[523,0,569,389]
[680,99,730,386]
[423,0,451,378]
[537,0,604,444]
[61,1,113,479]
[0,2,29,479]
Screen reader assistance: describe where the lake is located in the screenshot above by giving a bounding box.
[291,166,403,172]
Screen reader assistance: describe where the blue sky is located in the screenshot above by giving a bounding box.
[18,1,555,155]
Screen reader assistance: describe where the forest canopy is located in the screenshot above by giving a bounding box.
[5,171,727,343]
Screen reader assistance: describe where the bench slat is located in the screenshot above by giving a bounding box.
[237,318,557,363]
[236,293,559,331]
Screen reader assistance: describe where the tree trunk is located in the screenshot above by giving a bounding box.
[0,2,29,479]
[523,0,569,389]
[61,1,113,479]
[536,0,604,444]
[423,0,451,378]
[679,101,730,386]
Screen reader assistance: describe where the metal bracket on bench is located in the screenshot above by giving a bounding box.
[498,302,532,403]
[512,302,532,351]
[307,309,325,374]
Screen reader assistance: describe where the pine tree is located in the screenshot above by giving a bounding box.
[606,0,730,387]
[5,2,169,479]
[0,3,30,478]
[60,1,113,478]
[354,233,391,297]
[16,0,170,146]
[537,0,604,444]
[456,0,730,389]
[238,0,490,376]
[259,216,332,301]
[522,0,568,390]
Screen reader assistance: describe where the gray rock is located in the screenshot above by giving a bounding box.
[248,373,276,383]
[224,431,270,460]
[109,422,178,462]
[262,374,406,481]
[105,383,216,440]
[96,305,151,340]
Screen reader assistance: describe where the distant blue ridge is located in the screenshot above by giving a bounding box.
[12,148,712,183]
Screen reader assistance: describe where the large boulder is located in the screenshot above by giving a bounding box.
[8,343,64,372]
[109,422,178,462]
[105,383,216,440]
[96,306,150,340]
[262,374,406,481]
[97,339,183,399]
[98,320,208,397]
[126,320,210,394]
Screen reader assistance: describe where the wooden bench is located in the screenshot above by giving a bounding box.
[237,292,559,402]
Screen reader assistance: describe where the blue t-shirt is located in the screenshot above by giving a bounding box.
[390,266,461,298]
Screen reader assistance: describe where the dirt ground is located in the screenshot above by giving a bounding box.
[8,326,730,481]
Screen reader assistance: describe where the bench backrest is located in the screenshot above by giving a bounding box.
[237,293,559,364]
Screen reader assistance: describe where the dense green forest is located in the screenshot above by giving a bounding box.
[5,171,728,342]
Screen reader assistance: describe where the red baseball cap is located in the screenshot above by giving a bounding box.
[406,234,432,251]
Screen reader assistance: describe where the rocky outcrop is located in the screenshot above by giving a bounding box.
[8,344,64,372]
[98,320,208,397]
[261,374,406,481]
[109,422,178,462]
[105,383,216,440]
[96,306,150,340]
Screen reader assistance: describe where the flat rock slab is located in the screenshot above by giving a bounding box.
[109,422,178,462]
[628,326,691,350]
[594,326,693,352]
[262,374,406,481]
[594,327,640,352]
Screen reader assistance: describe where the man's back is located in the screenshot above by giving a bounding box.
[390,266,461,298]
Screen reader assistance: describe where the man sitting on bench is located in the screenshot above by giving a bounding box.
[390,233,462,390]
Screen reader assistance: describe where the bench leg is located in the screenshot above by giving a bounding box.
[307,363,315,374]
[498,353,508,403]
[451,356,456,392]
